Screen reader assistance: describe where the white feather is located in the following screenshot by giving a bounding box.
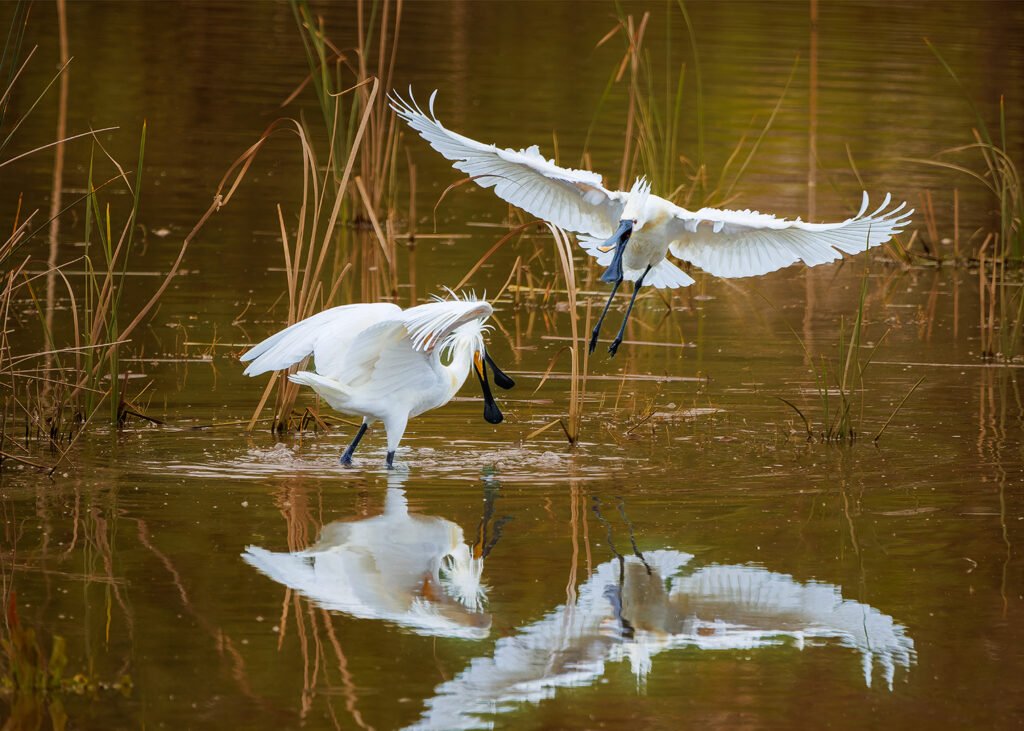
[409,550,915,730]
[579,234,696,289]
[239,302,401,377]
[390,90,626,238]
[393,90,914,292]
[241,485,490,640]
[241,295,501,461]
[667,193,913,278]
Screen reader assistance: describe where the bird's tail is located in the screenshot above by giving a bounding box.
[640,258,696,289]
[241,546,315,591]
[289,371,350,408]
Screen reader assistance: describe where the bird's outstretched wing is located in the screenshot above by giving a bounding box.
[667,193,913,278]
[391,90,624,238]
[240,302,402,377]
[336,298,493,399]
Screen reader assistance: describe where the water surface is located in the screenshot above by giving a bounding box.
[2,2,1023,729]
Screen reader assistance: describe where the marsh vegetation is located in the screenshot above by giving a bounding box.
[1,1,1023,729]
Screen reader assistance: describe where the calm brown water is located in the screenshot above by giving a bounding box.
[3,1,1024,729]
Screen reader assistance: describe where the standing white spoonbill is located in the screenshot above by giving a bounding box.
[391,90,913,356]
[240,295,514,468]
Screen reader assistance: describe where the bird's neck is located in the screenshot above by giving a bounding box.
[445,339,476,397]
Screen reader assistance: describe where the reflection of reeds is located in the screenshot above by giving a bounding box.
[1,591,72,726]
[271,481,373,729]
[2,502,134,722]
[134,517,261,706]
[977,236,1024,361]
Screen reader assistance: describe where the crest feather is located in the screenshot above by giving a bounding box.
[402,295,493,353]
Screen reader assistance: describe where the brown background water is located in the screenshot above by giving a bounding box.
[2,1,1024,729]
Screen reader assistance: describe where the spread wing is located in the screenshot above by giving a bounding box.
[667,192,913,278]
[240,302,402,377]
[333,298,494,400]
[391,90,625,238]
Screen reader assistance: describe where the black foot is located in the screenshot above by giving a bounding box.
[588,327,600,354]
[608,338,622,357]
[339,422,368,467]
[386,451,396,469]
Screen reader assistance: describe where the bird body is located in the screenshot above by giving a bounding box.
[391,90,913,354]
[240,296,513,467]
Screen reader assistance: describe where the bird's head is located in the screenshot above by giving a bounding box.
[440,542,488,613]
[431,291,515,425]
[621,177,652,230]
[596,178,651,256]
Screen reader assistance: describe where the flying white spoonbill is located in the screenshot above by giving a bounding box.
[240,295,514,468]
[390,90,913,356]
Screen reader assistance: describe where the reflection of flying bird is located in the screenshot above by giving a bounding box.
[408,550,915,730]
[391,91,913,356]
[240,294,514,467]
[242,484,490,639]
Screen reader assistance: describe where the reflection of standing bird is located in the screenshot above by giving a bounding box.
[391,90,912,356]
[409,550,915,730]
[242,482,490,639]
[240,295,514,467]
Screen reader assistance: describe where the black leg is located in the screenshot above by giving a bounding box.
[589,276,623,354]
[340,422,369,465]
[608,265,651,357]
[386,450,396,469]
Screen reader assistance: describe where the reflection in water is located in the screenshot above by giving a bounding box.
[242,480,490,640]
[409,551,915,731]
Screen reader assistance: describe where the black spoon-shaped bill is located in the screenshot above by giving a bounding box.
[599,220,633,284]
[474,351,503,424]
[484,352,515,390]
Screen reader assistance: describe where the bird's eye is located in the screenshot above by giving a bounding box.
[632,219,638,224]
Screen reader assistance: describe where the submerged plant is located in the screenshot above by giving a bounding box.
[1,592,131,728]
[776,272,923,445]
